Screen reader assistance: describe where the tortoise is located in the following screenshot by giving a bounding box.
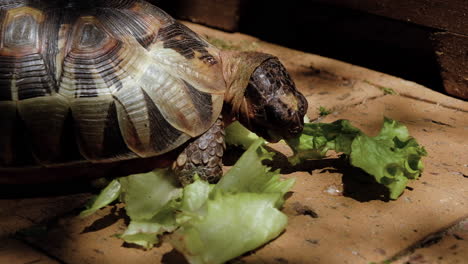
[0,0,308,185]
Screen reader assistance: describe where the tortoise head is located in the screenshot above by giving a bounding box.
[222,52,308,142]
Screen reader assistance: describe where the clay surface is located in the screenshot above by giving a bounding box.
[0,22,467,264]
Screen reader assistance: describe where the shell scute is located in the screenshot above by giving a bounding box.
[0,1,227,170]
[78,22,108,49]
[0,8,55,103]
[98,7,160,49]
[150,22,225,95]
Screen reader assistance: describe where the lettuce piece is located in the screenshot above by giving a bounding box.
[119,221,160,248]
[349,118,427,199]
[169,192,288,264]
[118,202,180,248]
[180,176,213,212]
[286,118,427,199]
[174,178,213,226]
[216,139,272,191]
[215,139,295,207]
[168,141,292,264]
[79,179,121,217]
[225,121,265,148]
[116,169,183,247]
[119,168,182,221]
[286,119,360,165]
[118,218,173,248]
[80,139,294,263]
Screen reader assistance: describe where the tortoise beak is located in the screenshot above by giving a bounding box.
[265,131,283,143]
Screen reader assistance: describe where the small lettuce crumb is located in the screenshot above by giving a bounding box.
[318,106,332,116]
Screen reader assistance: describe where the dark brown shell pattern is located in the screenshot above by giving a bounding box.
[0,0,226,170]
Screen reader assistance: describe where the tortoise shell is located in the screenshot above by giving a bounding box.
[0,0,227,170]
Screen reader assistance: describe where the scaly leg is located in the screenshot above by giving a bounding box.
[173,117,225,185]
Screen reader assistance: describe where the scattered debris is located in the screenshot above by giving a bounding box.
[323,184,344,196]
[291,202,319,218]
[318,106,332,116]
[374,248,387,256]
[422,118,454,127]
[381,87,398,95]
[274,257,289,264]
[362,80,398,96]
[384,217,468,263]
[306,239,319,245]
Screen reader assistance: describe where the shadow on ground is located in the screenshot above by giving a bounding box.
[260,147,392,202]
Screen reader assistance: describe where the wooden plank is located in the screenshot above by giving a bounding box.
[309,0,468,35]
[239,2,448,95]
[432,32,468,99]
[239,1,467,99]
[157,0,468,35]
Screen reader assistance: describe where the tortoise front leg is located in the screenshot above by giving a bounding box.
[173,117,225,185]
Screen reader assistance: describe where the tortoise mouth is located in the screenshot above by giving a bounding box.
[248,115,304,143]
[268,121,304,142]
[266,131,283,143]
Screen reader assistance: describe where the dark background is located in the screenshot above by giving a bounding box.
[156,0,468,100]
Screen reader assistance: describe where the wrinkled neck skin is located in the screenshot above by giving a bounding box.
[220,51,273,125]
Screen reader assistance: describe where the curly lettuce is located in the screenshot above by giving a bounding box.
[285,117,427,199]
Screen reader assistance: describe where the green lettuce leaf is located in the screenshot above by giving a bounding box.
[169,192,288,264]
[286,119,361,165]
[225,121,265,148]
[118,217,175,248]
[349,118,427,199]
[118,201,180,248]
[171,141,292,264]
[285,117,427,199]
[79,179,121,218]
[118,168,182,221]
[180,175,213,212]
[118,222,160,248]
[215,139,294,207]
[116,169,183,247]
[80,138,294,263]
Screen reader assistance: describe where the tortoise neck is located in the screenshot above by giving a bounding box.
[220,51,274,116]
